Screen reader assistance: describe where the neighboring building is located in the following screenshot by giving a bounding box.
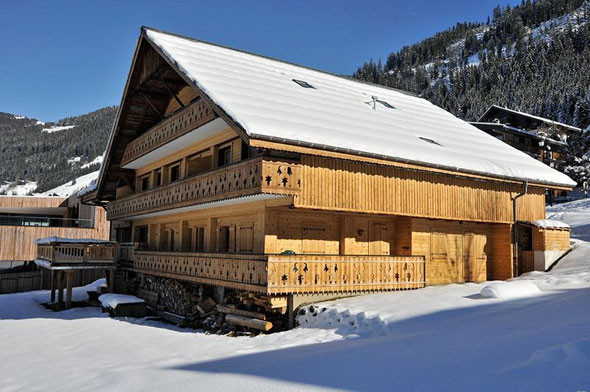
[471,105,581,167]
[84,28,575,319]
[0,193,109,268]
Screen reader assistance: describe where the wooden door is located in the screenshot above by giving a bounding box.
[429,231,463,284]
[463,232,487,282]
[369,222,391,255]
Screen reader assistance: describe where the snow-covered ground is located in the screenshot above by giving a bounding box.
[547,198,590,241]
[38,170,99,197]
[1,199,589,391]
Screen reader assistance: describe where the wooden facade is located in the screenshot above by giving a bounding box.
[88,28,574,307]
[0,195,109,263]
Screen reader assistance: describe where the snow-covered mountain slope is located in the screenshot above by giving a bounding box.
[38,170,99,197]
[0,180,38,196]
[0,107,115,194]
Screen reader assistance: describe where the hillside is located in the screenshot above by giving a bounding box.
[354,0,590,129]
[0,106,116,194]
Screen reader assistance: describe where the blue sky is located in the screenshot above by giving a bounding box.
[0,0,519,121]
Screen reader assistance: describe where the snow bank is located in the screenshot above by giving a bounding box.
[480,281,541,299]
[99,294,144,309]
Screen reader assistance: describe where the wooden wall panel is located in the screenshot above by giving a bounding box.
[541,229,570,251]
[296,155,546,224]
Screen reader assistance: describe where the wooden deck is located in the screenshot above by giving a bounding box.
[36,242,117,267]
[131,250,425,295]
[106,158,301,220]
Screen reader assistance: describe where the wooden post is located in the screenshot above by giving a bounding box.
[109,269,115,293]
[287,294,295,329]
[65,270,73,310]
[50,270,56,303]
[57,271,64,310]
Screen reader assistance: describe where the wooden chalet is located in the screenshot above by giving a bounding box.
[82,27,575,320]
[471,105,581,167]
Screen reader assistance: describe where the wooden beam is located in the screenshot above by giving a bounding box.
[57,271,64,310]
[225,314,273,331]
[161,80,185,109]
[142,94,164,120]
[66,271,74,310]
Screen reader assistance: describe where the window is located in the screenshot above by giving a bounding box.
[135,226,148,243]
[292,79,315,89]
[170,164,180,182]
[219,226,230,252]
[419,136,442,146]
[218,145,232,167]
[195,226,205,252]
[154,170,162,187]
[187,151,212,176]
[376,99,395,109]
[140,175,150,191]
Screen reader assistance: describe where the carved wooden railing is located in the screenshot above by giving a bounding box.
[266,255,425,294]
[37,243,117,265]
[106,158,301,220]
[131,251,425,294]
[121,99,217,166]
[133,251,269,292]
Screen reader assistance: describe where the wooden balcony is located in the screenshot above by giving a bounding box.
[132,251,425,295]
[120,99,217,167]
[106,158,301,220]
[36,240,117,267]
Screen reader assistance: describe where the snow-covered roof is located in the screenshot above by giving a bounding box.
[34,237,116,245]
[520,219,571,230]
[480,105,581,133]
[142,27,576,188]
[99,294,145,309]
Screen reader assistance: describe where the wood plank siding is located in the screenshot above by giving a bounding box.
[295,155,545,223]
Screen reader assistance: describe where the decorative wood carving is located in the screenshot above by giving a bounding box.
[121,99,217,166]
[106,158,301,220]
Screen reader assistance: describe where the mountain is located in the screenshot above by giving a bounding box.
[353,0,590,183]
[0,106,116,194]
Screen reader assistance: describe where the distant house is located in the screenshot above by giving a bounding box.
[82,28,575,323]
[471,105,581,167]
[0,192,109,268]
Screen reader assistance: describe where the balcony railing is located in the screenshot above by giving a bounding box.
[121,99,217,167]
[36,241,117,266]
[132,251,425,295]
[106,158,301,220]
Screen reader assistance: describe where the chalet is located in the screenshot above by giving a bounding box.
[0,192,110,297]
[81,27,575,323]
[471,105,581,167]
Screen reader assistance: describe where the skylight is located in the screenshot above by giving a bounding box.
[419,137,442,146]
[377,99,395,109]
[292,79,315,89]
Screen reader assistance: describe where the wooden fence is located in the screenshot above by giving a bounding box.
[0,269,105,295]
